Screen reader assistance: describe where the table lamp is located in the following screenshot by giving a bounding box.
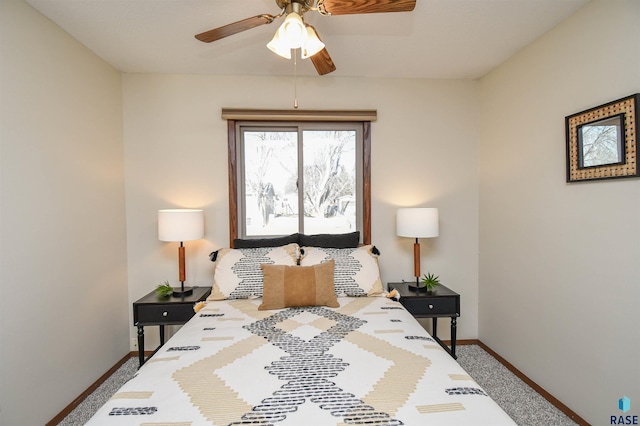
[158,209,204,296]
[396,207,439,288]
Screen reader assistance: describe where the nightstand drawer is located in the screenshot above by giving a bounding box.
[401,296,457,316]
[136,304,195,324]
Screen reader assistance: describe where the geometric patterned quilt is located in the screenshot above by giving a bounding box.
[86,297,516,425]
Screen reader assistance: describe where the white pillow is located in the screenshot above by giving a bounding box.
[208,243,299,300]
[300,245,383,297]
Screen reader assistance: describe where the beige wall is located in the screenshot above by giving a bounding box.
[479,0,640,423]
[122,74,480,346]
[0,1,129,424]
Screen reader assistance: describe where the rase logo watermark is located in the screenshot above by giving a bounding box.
[611,396,638,425]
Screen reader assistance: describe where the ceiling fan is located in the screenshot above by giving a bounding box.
[195,0,416,75]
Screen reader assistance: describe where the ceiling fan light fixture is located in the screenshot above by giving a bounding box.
[279,12,306,49]
[301,26,325,59]
[267,31,292,59]
[196,0,417,76]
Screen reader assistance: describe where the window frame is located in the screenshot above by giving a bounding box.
[224,109,374,247]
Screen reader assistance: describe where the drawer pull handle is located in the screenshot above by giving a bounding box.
[163,311,168,317]
[428,304,434,309]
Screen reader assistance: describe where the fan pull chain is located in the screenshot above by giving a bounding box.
[293,49,299,109]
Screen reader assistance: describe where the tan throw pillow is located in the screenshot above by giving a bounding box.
[258,260,339,310]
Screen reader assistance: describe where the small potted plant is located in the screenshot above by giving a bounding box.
[420,272,440,293]
[156,281,173,298]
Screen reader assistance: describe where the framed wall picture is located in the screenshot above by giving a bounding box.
[565,94,639,182]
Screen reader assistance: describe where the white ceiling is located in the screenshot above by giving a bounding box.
[24,0,590,79]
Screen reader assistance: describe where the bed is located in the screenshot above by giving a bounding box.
[86,239,516,425]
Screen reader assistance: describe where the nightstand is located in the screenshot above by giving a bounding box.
[388,282,460,359]
[133,286,211,367]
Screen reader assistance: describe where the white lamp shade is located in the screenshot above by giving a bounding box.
[266,31,292,59]
[301,26,325,59]
[158,209,204,242]
[396,208,439,238]
[279,12,306,49]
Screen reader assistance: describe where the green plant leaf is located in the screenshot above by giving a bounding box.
[421,272,441,290]
[156,281,173,297]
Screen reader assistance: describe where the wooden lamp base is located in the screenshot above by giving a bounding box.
[173,243,193,297]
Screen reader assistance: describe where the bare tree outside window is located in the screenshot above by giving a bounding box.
[244,131,298,236]
[303,130,356,234]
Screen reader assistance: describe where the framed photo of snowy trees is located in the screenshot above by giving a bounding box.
[566,94,639,182]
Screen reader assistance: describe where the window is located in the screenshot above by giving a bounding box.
[224,109,375,246]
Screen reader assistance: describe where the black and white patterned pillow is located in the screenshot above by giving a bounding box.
[299,245,383,297]
[208,244,299,300]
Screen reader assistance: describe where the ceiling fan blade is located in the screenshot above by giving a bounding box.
[310,48,336,75]
[195,14,276,43]
[318,0,416,15]
[307,26,336,75]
